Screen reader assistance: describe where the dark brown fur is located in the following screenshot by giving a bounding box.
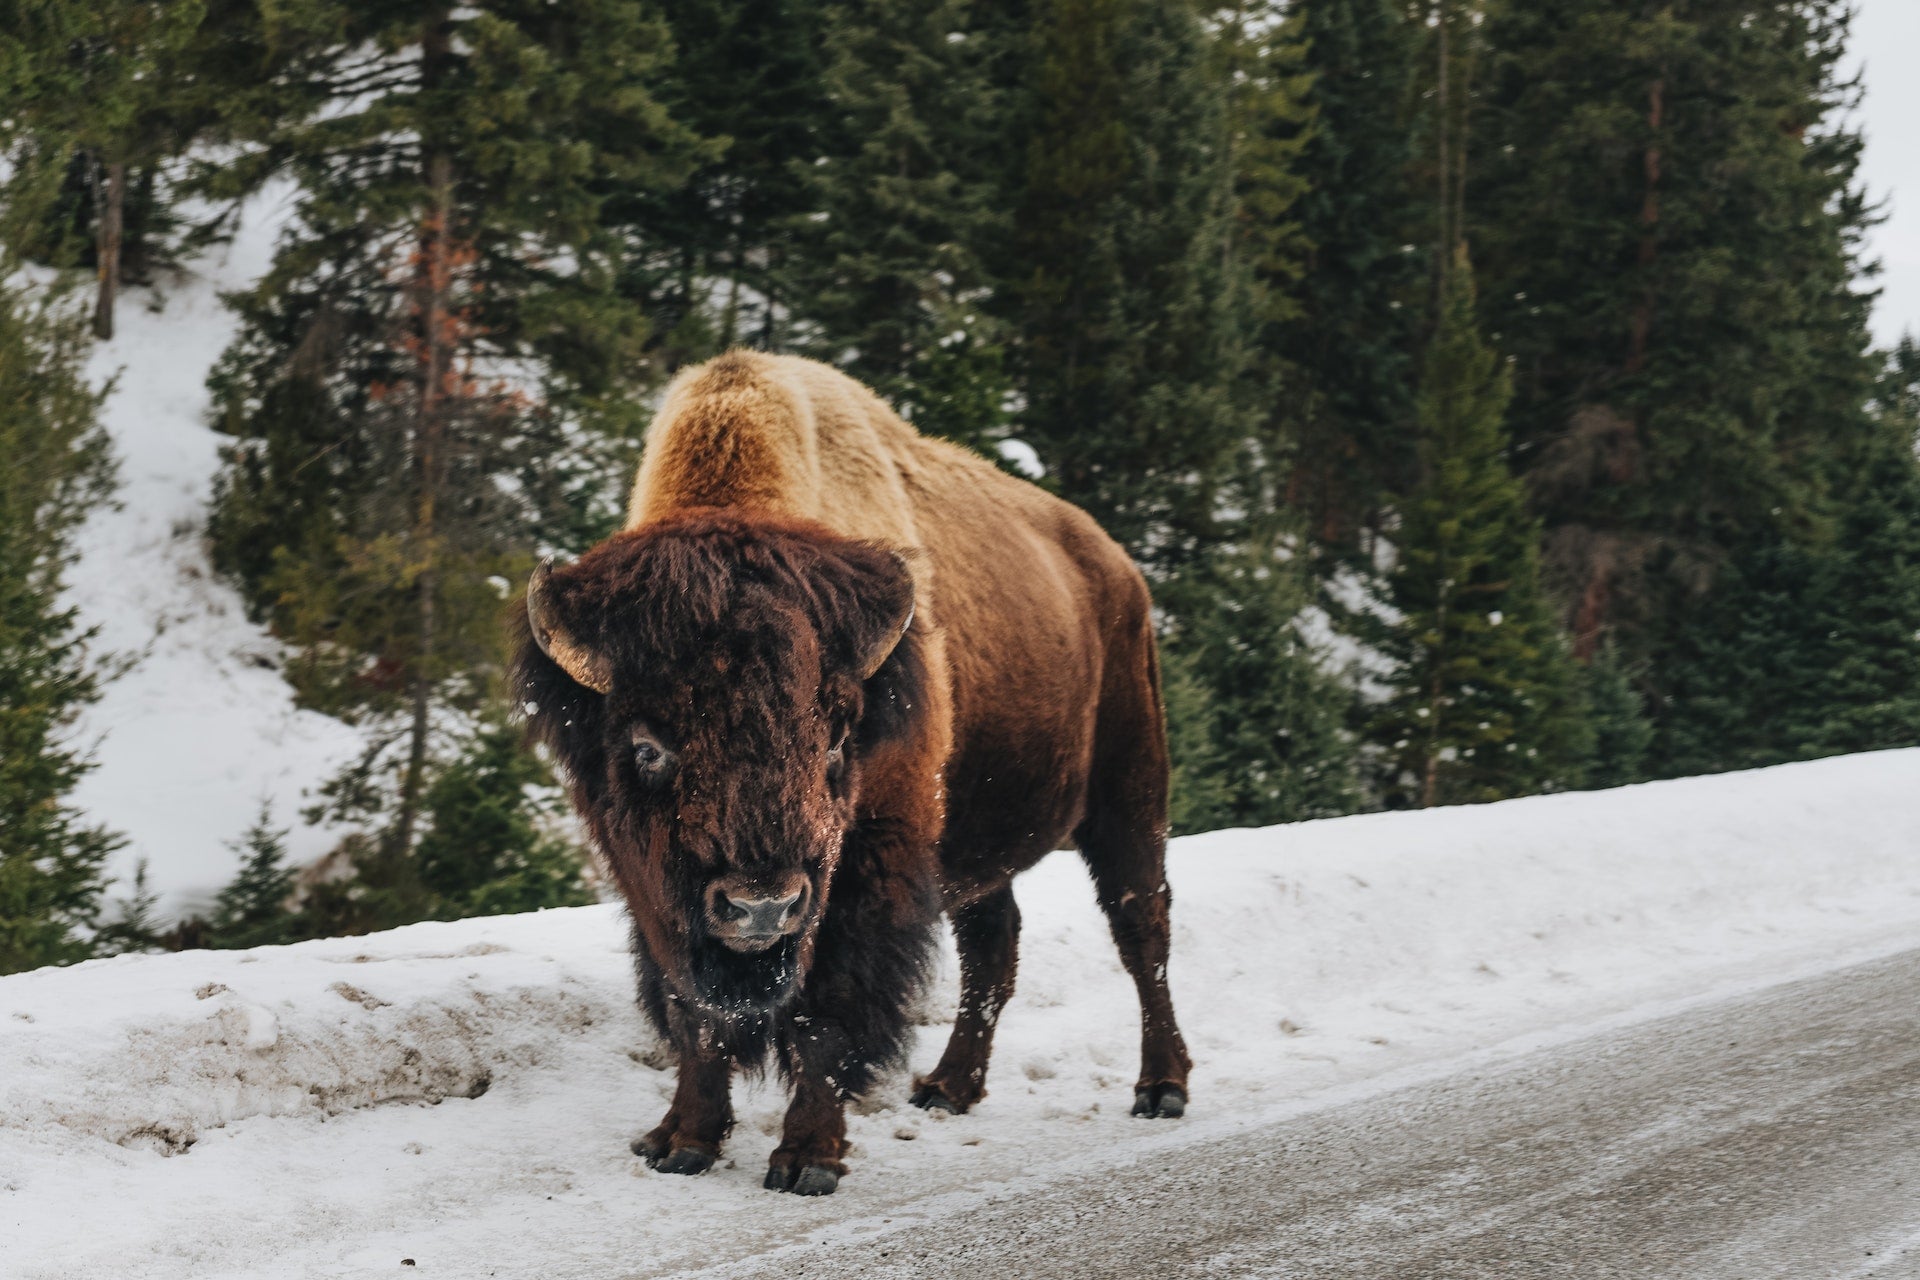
[515,353,1189,1195]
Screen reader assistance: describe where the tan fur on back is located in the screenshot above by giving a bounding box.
[628,351,929,556]
[625,347,1138,650]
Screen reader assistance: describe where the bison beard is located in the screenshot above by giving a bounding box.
[513,355,1191,1197]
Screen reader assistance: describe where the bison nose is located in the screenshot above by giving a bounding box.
[705,877,810,945]
[723,891,803,936]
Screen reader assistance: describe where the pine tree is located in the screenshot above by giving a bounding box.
[614,0,827,363]
[1001,0,1251,571]
[295,720,592,937]
[288,831,438,941]
[0,0,229,338]
[413,720,593,918]
[1162,535,1361,828]
[1212,0,1316,537]
[1370,255,1589,807]
[1278,0,1424,553]
[203,0,704,872]
[1579,641,1654,788]
[1804,344,1920,754]
[207,805,299,950]
[1159,645,1235,836]
[1469,0,1878,682]
[1652,342,1920,774]
[0,280,121,975]
[1217,3,1313,333]
[96,858,165,956]
[788,0,1009,450]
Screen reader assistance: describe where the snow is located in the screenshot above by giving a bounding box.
[994,438,1044,479]
[5,749,1919,1278]
[58,184,368,918]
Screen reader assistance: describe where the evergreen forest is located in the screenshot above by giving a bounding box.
[2,0,1916,970]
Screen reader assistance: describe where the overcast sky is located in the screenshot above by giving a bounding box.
[1853,0,1920,349]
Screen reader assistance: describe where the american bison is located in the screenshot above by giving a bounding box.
[516,351,1190,1195]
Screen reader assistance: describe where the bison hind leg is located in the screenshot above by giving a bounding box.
[1075,621,1192,1116]
[1076,807,1192,1116]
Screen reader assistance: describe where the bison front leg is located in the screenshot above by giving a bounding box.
[762,821,941,1195]
[912,884,1019,1114]
[763,1062,849,1197]
[632,1039,733,1176]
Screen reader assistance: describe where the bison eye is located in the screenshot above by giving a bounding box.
[630,727,674,780]
[825,724,849,778]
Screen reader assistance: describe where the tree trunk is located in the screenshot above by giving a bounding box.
[1626,76,1665,375]
[394,10,456,858]
[721,252,742,349]
[1450,6,1476,265]
[1435,2,1451,297]
[1571,562,1610,662]
[92,161,126,341]
[1420,580,1448,808]
[1574,70,1665,660]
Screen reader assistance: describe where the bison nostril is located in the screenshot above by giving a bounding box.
[707,882,809,940]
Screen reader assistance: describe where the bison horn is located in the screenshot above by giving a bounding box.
[858,555,916,680]
[527,558,614,694]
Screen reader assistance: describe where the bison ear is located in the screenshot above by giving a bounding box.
[842,549,916,682]
[526,558,615,694]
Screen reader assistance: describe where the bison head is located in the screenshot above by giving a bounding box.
[514,510,921,1015]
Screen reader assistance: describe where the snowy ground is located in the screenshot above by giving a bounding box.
[58,185,368,919]
[4,749,1918,1279]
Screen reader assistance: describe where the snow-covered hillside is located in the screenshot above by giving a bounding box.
[4,750,1917,1279]
[60,189,367,918]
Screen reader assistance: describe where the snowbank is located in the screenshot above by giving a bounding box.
[1,910,620,1155]
[4,750,1919,1278]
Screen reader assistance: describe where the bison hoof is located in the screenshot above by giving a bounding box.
[1131,1083,1187,1119]
[639,1144,715,1176]
[764,1163,840,1196]
[909,1084,969,1115]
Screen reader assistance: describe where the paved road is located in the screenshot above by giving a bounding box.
[682,948,1920,1279]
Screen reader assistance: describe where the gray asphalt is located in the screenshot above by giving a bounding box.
[688,947,1920,1279]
